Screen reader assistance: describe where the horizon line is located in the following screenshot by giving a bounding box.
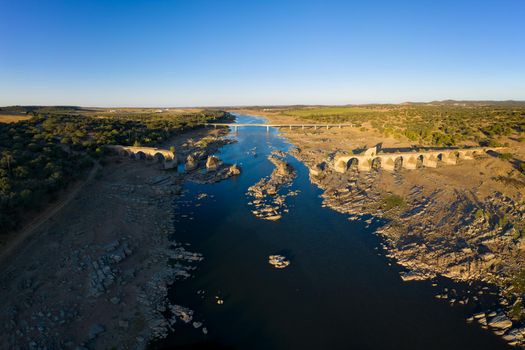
[2,99,525,110]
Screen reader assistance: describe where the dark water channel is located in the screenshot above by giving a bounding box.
[154,114,510,350]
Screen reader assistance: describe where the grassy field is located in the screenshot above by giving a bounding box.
[283,106,383,117]
[0,114,32,123]
[261,102,525,147]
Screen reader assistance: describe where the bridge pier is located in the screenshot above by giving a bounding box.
[441,153,457,165]
[357,160,372,171]
[381,158,396,171]
[334,159,348,173]
[403,160,418,170]
[422,157,437,168]
[459,151,473,160]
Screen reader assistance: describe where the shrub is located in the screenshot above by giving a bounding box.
[511,270,525,294]
[509,299,525,322]
[497,214,509,228]
[382,194,405,211]
[475,208,484,220]
[499,153,513,161]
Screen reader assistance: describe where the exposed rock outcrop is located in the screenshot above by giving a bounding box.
[247,151,298,221]
[205,156,222,170]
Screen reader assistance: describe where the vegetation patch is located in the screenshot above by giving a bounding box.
[498,153,514,161]
[381,194,406,211]
[271,103,525,147]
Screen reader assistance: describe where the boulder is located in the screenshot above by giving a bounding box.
[205,156,222,170]
[309,162,326,176]
[185,155,198,171]
[268,255,290,268]
[488,314,512,329]
[265,215,282,221]
[228,164,241,176]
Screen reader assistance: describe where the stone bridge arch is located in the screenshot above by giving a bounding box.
[380,156,397,171]
[106,145,177,169]
[135,151,146,160]
[438,152,457,165]
[403,155,419,170]
[334,157,359,172]
[422,153,438,168]
[153,152,166,163]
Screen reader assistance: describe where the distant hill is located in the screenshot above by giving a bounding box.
[408,100,525,107]
[2,100,525,111]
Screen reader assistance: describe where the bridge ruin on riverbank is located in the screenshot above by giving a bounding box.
[106,145,177,169]
[334,146,504,173]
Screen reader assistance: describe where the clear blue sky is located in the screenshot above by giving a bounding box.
[0,0,524,107]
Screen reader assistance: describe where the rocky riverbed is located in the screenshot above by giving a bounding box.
[247,151,299,221]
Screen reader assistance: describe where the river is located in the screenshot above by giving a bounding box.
[154,114,510,349]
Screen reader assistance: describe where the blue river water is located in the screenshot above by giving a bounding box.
[153,114,510,349]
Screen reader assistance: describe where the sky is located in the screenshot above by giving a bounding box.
[0,0,524,107]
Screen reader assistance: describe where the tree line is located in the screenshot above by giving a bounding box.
[0,109,231,235]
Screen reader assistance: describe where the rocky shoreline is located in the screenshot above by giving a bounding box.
[286,144,525,347]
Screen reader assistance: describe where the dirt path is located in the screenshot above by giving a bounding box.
[0,161,100,266]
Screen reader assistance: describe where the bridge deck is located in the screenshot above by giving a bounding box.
[205,123,354,127]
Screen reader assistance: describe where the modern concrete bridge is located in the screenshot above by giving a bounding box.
[206,123,354,132]
[334,146,504,173]
[106,145,177,169]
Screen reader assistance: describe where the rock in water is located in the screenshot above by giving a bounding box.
[265,215,282,221]
[268,255,290,269]
[186,154,198,171]
[206,156,222,170]
[228,164,241,176]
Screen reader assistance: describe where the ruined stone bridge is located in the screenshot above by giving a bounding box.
[106,145,177,169]
[334,146,504,173]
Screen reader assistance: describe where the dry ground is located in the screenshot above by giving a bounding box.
[0,113,32,123]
